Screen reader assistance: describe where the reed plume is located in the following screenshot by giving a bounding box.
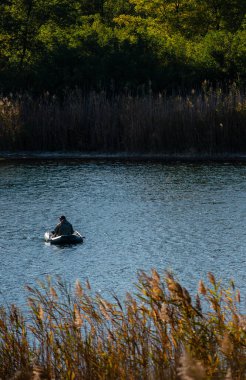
[0,270,245,379]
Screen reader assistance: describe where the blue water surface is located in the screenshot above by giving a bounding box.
[0,160,245,311]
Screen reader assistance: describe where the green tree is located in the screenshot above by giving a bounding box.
[198,0,246,32]
[77,0,104,15]
[0,0,84,90]
[129,0,245,35]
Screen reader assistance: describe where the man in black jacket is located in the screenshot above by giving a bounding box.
[53,215,74,236]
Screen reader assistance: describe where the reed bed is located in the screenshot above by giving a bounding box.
[0,84,246,154]
[0,270,245,379]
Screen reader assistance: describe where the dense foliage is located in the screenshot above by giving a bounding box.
[0,0,246,93]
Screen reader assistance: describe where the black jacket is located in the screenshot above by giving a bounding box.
[54,220,74,236]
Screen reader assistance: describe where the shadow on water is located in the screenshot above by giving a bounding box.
[44,242,85,251]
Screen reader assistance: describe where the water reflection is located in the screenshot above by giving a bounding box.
[0,161,245,310]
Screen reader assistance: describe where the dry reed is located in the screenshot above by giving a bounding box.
[0,84,245,154]
[0,270,245,379]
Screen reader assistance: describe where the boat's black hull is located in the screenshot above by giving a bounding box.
[44,231,83,245]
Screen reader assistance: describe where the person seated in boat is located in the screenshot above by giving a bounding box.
[52,215,74,237]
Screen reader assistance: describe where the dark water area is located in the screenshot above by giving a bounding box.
[0,159,245,311]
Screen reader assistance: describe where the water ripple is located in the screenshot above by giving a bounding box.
[0,161,245,310]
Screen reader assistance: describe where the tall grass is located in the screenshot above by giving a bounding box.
[0,270,245,379]
[0,84,246,154]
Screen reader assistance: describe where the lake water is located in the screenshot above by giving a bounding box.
[0,159,245,311]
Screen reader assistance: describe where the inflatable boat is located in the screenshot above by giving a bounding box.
[44,231,84,245]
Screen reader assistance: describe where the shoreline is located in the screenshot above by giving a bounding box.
[1,151,246,163]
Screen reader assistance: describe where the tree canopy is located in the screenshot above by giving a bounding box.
[0,0,245,93]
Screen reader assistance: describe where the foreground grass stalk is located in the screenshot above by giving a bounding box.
[0,270,245,379]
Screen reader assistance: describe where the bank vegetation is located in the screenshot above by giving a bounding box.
[0,84,246,154]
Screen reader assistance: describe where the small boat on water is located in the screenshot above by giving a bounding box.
[44,231,84,245]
